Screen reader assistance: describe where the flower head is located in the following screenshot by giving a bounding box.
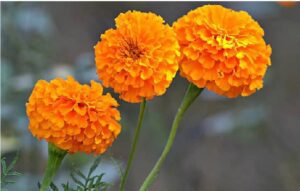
[26,76,121,155]
[173,5,272,98]
[94,11,180,103]
[278,1,297,8]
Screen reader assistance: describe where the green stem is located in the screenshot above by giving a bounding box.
[39,143,67,191]
[119,98,147,191]
[139,83,203,191]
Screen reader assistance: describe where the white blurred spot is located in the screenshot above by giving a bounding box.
[202,106,266,135]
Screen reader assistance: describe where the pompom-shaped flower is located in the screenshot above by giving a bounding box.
[26,76,121,155]
[278,1,297,8]
[94,11,180,103]
[173,5,272,98]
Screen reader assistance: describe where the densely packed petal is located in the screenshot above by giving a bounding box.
[173,5,272,97]
[26,76,121,155]
[95,11,180,103]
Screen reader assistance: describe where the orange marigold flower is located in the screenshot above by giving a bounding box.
[94,11,180,103]
[173,5,272,98]
[278,1,297,8]
[26,76,121,155]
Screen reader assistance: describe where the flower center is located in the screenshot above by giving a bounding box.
[120,38,143,60]
[216,34,236,49]
[77,102,86,108]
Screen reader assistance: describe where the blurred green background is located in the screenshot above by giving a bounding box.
[1,2,300,191]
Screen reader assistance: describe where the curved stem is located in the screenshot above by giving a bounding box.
[119,98,147,191]
[139,84,203,191]
[40,143,67,191]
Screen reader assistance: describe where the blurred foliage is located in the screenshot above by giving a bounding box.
[38,157,110,191]
[1,2,300,191]
[1,152,22,190]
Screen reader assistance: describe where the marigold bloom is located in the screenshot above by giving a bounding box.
[278,1,297,7]
[94,11,180,103]
[26,77,121,155]
[173,5,272,98]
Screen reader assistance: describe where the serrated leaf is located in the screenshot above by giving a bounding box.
[95,173,105,183]
[54,157,109,191]
[62,182,72,191]
[1,153,22,187]
[73,169,87,181]
[50,182,59,191]
[87,176,96,188]
[70,172,85,187]
[7,152,19,172]
[4,180,16,184]
[7,171,22,176]
[1,158,7,174]
[88,157,101,178]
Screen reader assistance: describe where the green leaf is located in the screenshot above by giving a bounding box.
[7,171,22,176]
[70,172,85,187]
[50,182,59,191]
[3,180,16,184]
[52,157,110,191]
[1,157,7,174]
[1,153,22,187]
[88,157,101,178]
[62,182,74,191]
[73,169,87,181]
[87,176,94,187]
[7,151,19,172]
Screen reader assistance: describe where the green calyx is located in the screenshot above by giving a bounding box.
[39,143,67,191]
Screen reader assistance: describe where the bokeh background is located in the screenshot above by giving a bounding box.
[1,2,300,191]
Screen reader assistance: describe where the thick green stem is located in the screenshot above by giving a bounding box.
[39,143,67,191]
[119,98,147,191]
[139,83,203,191]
